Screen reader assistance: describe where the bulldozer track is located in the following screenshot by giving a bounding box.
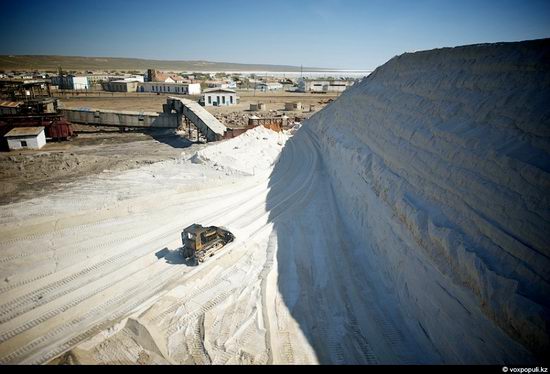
[0,168,277,246]
[0,264,182,364]
[0,171,280,296]
[0,197,260,348]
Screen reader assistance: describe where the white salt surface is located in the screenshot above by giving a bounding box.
[0,40,547,365]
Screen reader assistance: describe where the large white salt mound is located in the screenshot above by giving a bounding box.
[190,126,288,175]
[304,39,550,357]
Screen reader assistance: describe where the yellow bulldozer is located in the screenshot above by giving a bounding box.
[180,224,235,264]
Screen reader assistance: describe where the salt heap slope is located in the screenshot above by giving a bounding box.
[190,126,287,176]
[305,39,550,358]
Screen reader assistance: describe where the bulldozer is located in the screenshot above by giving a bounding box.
[180,224,234,264]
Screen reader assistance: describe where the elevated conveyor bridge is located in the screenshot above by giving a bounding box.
[167,97,227,142]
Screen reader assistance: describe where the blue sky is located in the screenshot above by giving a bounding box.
[1,0,549,69]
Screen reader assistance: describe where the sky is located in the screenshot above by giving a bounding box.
[1,0,549,69]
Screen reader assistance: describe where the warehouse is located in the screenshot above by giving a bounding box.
[138,82,201,95]
[297,79,352,93]
[50,75,90,90]
[4,127,46,150]
[256,82,283,91]
[106,80,140,92]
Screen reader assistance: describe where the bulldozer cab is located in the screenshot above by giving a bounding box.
[181,224,234,263]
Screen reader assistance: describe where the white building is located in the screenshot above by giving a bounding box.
[297,79,352,93]
[71,76,89,90]
[50,75,90,90]
[202,88,238,107]
[4,127,46,150]
[256,82,283,91]
[138,82,202,95]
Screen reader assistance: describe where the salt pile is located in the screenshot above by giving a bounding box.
[190,126,288,175]
[305,39,550,358]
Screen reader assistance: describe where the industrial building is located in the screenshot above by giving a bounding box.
[50,75,90,90]
[86,74,144,85]
[85,74,123,84]
[255,82,283,91]
[0,79,52,101]
[202,88,238,107]
[61,108,179,129]
[4,127,46,150]
[138,82,201,95]
[297,79,352,93]
[50,74,144,90]
[106,80,140,92]
[0,79,74,150]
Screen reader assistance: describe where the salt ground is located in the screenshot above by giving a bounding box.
[0,39,548,365]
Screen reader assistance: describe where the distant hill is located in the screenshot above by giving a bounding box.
[0,55,329,72]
